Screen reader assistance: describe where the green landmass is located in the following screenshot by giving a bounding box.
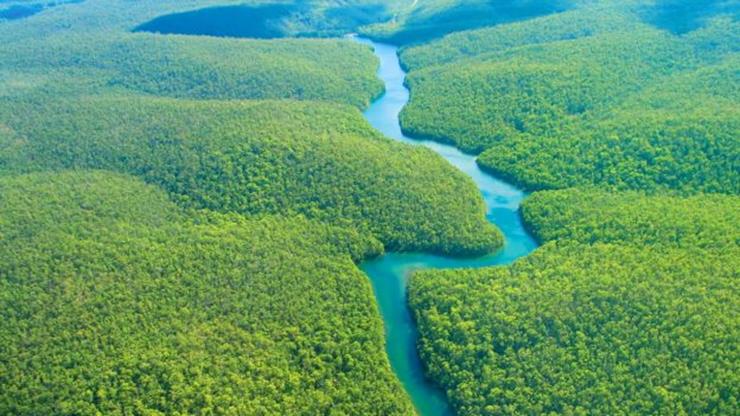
[410,242,739,415]
[0,95,501,255]
[398,1,739,192]
[400,3,739,414]
[522,188,740,249]
[0,171,415,415]
[2,0,738,414]
[360,0,570,45]
[0,0,506,413]
[410,188,739,414]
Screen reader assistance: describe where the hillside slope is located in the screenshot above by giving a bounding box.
[0,171,415,415]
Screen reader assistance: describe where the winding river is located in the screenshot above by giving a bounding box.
[352,37,539,416]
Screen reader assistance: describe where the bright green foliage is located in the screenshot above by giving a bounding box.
[0,95,501,255]
[0,170,416,415]
[523,189,740,249]
[398,3,739,192]
[409,185,740,414]
[475,51,740,192]
[410,243,739,415]
[0,0,502,255]
[398,4,639,70]
[477,99,739,193]
[0,1,384,108]
[106,36,383,107]
[401,27,700,150]
[0,34,382,108]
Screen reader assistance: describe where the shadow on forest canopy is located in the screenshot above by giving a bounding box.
[133,2,391,39]
[134,3,302,39]
[0,1,83,21]
[642,0,739,34]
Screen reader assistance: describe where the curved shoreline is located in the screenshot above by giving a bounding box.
[352,37,539,415]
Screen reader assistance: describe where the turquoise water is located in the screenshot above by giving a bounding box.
[353,37,539,416]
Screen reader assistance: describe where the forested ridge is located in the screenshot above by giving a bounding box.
[0,0,504,413]
[1,0,738,414]
[360,0,571,45]
[0,0,393,108]
[0,33,383,108]
[0,94,500,255]
[410,187,739,415]
[410,243,739,415]
[396,0,740,414]
[0,171,415,415]
[522,189,740,249]
[398,1,739,193]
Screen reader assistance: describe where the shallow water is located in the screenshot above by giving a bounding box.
[353,37,538,416]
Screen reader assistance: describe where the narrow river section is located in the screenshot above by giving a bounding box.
[351,37,539,416]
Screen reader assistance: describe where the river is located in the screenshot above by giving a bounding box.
[352,37,539,416]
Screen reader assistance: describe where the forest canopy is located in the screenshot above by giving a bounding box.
[399,3,739,412]
[1,0,738,414]
[410,242,739,415]
[0,170,416,415]
[398,1,739,193]
[0,0,506,413]
[410,185,739,415]
[0,95,501,255]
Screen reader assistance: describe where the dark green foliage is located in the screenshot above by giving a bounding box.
[410,243,739,415]
[398,3,739,193]
[0,3,43,20]
[641,0,740,35]
[135,2,392,39]
[324,3,392,31]
[0,95,501,255]
[522,189,740,249]
[361,0,570,45]
[0,170,415,415]
[134,4,303,39]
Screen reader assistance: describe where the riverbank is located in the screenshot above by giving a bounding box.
[353,36,539,416]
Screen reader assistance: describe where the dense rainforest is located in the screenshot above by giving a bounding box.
[410,242,739,415]
[399,1,739,193]
[410,187,739,414]
[0,95,500,255]
[0,171,414,415]
[1,0,738,415]
[401,1,739,414]
[0,0,500,413]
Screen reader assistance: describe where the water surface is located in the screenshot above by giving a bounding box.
[354,37,538,416]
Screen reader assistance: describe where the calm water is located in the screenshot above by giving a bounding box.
[353,37,539,416]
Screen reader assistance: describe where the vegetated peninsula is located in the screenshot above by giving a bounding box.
[0,0,737,415]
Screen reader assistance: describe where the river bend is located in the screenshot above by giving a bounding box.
[352,37,539,416]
